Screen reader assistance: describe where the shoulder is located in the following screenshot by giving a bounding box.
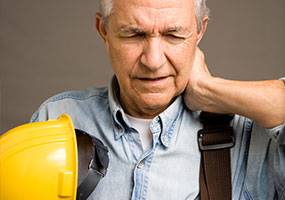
[31,87,109,122]
[45,87,108,102]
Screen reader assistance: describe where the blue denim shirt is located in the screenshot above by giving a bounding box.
[31,77,285,200]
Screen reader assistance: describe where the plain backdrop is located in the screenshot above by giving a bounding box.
[1,0,285,133]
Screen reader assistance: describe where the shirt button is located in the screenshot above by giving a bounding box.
[137,162,143,169]
[162,136,169,143]
[118,128,123,134]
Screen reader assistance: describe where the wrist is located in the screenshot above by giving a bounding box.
[197,76,230,113]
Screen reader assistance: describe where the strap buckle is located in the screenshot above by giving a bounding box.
[89,159,107,177]
[198,128,235,151]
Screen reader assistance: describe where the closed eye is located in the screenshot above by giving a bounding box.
[166,34,184,39]
[118,27,147,39]
[164,34,186,43]
[128,33,146,38]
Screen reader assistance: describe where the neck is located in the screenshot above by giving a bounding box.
[119,93,171,119]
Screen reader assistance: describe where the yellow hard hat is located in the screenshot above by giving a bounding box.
[0,114,109,200]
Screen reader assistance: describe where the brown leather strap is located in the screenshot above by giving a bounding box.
[198,112,235,200]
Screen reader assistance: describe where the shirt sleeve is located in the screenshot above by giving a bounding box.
[30,101,50,123]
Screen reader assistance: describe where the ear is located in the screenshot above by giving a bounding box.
[95,13,109,51]
[196,16,209,45]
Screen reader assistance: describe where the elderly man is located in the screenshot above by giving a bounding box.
[31,0,285,199]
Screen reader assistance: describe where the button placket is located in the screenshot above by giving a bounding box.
[150,117,161,134]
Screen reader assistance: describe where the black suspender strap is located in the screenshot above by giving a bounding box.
[75,129,109,200]
[198,112,235,200]
[76,164,106,200]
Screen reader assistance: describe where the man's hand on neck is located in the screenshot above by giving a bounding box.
[184,47,285,128]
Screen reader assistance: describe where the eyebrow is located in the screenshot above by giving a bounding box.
[118,26,193,36]
[163,27,192,35]
[118,26,146,34]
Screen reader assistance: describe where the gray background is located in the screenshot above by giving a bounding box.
[1,0,284,133]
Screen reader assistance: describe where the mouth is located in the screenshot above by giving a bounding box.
[139,77,167,81]
[136,76,171,88]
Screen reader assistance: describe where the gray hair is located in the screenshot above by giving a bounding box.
[98,0,209,33]
[194,0,210,33]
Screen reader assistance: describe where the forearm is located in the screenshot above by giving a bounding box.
[193,77,285,128]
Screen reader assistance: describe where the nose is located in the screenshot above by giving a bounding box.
[140,37,167,70]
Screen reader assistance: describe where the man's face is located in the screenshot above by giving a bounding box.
[97,0,206,118]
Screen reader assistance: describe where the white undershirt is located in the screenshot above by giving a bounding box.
[126,114,153,150]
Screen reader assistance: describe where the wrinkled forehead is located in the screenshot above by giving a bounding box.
[112,0,195,12]
[110,0,196,31]
[115,0,194,8]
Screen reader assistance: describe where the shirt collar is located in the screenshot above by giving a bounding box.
[108,76,134,139]
[156,95,183,147]
[108,76,122,119]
